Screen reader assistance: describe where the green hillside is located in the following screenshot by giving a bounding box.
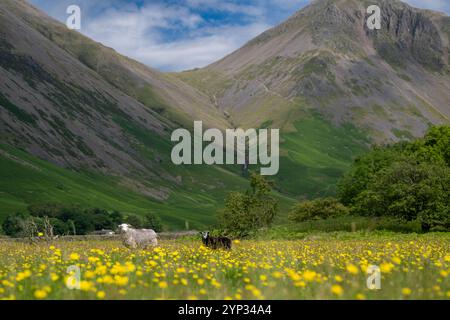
[275,114,370,197]
[0,143,297,229]
[0,143,234,229]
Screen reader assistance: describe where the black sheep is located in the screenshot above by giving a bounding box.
[200,231,232,250]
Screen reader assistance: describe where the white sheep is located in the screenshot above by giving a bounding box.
[118,224,158,249]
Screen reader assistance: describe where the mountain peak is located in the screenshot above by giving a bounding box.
[211,0,449,72]
[182,0,450,143]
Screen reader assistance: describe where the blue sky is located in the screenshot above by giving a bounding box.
[29,0,450,72]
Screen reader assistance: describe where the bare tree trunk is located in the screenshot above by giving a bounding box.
[23,218,38,245]
[43,216,54,242]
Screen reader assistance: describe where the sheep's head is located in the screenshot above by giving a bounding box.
[200,231,209,239]
[118,223,131,232]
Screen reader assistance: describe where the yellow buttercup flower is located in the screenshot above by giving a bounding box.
[79,281,94,291]
[402,288,412,296]
[380,262,394,273]
[392,257,401,265]
[16,270,32,281]
[346,264,359,275]
[50,273,59,281]
[331,285,344,296]
[356,294,366,300]
[303,270,317,281]
[272,271,283,279]
[69,253,80,261]
[34,290,48,299]
[114,276,129,286]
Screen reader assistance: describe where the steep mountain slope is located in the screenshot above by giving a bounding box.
[0,0,228,173]
[177,0,450,142]
[175,0,450,196]
[0,0,249,227]
[4,0,230,130]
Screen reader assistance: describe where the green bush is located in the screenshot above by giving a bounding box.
[337,146,403,206]
[338,126,450,232]
[1,213,49,238]
[2,204,130,237]
[407,126,450,166]
[254,216,422,239]
[218,173,278,237]
[124,214,145,229]
[352,160,450,231]
[2,213,29,237]
[143,213,163,232]
[288,198,349,222]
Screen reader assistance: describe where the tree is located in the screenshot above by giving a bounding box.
[352,159,450,231]
[28,203,63,218]
[143,213,163,232]
[86,208,115,230]
[110,211,124,225]
[337,126,450,232]
[1,213,45,238]
[125,214,145,228]
[407,125,450,166]
[58,206,95,235]
[218,173,278,237]
[337,146,403,206]
[50,218,71,236]
[289,198,349,222]
[2,213,28,237]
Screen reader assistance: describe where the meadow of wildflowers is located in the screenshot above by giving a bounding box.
[0,233,448,300]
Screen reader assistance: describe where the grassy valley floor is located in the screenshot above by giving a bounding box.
[0,232,448,300]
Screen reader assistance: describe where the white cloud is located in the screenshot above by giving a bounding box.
[79,3,269,71]
[129,23,270,70]
[84,3,204,50]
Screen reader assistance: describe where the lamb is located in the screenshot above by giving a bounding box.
[118,224,158,249]
[200,231,232,250]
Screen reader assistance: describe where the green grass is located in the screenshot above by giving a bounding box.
[274,115,369,197]
[173,69,233,98]
[0,144,234,230]
[255,216,424,240]
[0,143,296,230]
